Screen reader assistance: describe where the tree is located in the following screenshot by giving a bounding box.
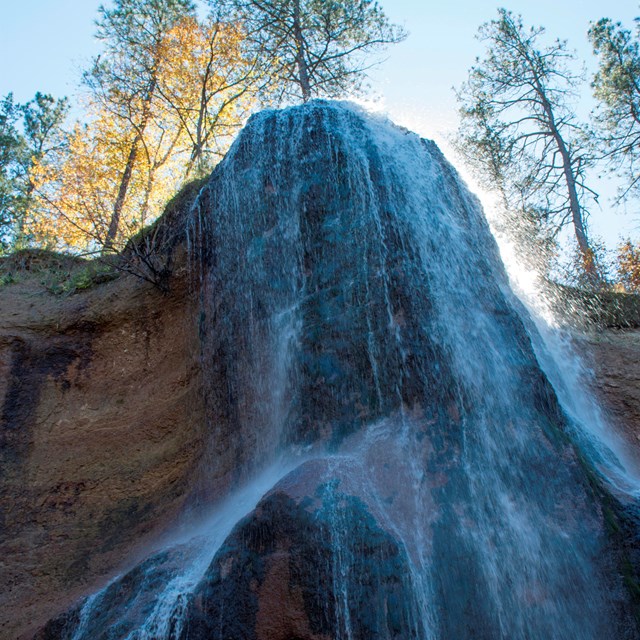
[27,1,261,253]
[84,0,196,250]
[0,94,27,251]
[156,13,263,178]
[0,92,68,252]
[589,15,640,202]
[18,93,69,244]
[78,0,261,250]
[617,239,640,292]
[456,9,601,283]
[30,105,185,252]
[220,0,406,102]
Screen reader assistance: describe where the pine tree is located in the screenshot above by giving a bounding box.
[0,92,68,252]
[589,15,640,202]
[0,94,26,251]
[456,9,600,283]
[220,0,406,102]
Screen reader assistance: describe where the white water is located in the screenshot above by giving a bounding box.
[67,459,298,640]
[59,102,638,640]
[126,460,299,640]
[498,237,640,499]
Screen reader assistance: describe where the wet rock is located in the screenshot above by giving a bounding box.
[34,544,200,640]
[179,459,424,640]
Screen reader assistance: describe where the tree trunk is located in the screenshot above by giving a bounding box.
[552,126,599,282]
[292,0,311,102]
[185,58,211,179]
[184,144,203,180]
[537,85,600,284]
[104,137,140,251]
[563,156,598,280]
[103,78,157,252]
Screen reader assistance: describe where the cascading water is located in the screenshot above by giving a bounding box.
[500,248,640,499]
[40,101,639,640]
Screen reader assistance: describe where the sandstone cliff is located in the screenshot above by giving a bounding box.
[582,328,640,461]
[0,242,207,639]
[2,103,640,640]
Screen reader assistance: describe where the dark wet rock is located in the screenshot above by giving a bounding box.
[179,459,424,640]
[34,541,209,640]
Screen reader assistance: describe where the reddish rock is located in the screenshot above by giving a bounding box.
[0,250,208,640]
[581,329,640,455]
[177,459,424,640]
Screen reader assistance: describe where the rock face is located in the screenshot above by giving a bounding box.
[0,249,207,640]
[3,102,640,639]
[184,102,636,639]
[35,458,425,640]
[179,459,423,640]
[34,459,424,640]
[582,329,640,453]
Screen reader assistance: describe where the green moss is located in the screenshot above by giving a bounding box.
[0,247,82,270]
[0,271,15,286]
[0,177,207,296]
[162,175,207,218]
[576,448,640,626]
[603,503,622,534]
[0,248,120,294]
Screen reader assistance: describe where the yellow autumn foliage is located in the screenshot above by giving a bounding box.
[28,15,262,253]
[30,110,184,252]
[160,16,262,177]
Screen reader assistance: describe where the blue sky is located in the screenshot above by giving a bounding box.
[1,1,638,246]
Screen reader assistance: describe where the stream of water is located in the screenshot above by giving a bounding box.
[56,101,639,640]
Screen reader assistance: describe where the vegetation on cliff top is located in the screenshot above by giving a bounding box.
[1,2,640,295]
[0,0,403,259]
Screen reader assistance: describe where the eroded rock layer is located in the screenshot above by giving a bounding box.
[4,102,640,640]
[0,251,206,639]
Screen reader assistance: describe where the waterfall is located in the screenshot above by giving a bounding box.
[500,247,640,498]
[41,101,639,640]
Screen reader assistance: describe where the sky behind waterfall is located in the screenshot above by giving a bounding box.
[1,0,638,246]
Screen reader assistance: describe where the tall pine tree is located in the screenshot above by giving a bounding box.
[590,15,640,202]
[219,0,405,102]
[456,9,600,283]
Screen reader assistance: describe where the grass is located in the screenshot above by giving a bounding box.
[44,261,120,295]
[0,248,119,295]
